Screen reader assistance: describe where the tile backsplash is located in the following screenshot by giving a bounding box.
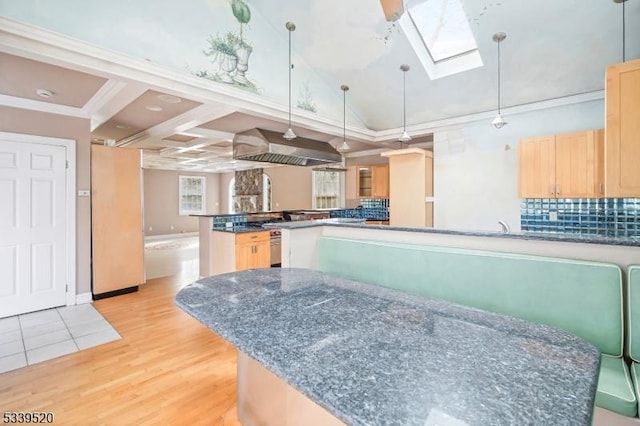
[521,198,640,237]
[331,199,389,220]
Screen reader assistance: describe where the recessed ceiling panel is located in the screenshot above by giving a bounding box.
[92,90,202,141]
[0,53,108,107]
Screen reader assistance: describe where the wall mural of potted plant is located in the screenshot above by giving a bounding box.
[198,0,255,88]
[203,33,237,83]
[231,0,252,85]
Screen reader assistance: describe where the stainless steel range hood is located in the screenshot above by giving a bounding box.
[233,128,342,166]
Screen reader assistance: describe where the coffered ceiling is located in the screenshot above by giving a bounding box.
[0,0,638,172]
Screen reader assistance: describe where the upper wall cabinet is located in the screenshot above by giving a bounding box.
[519,130,604,198]
[355,164,389,198]
[605,59,640,197]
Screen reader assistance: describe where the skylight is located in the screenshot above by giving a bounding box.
[408,0,477,62]
[399,0,482,79]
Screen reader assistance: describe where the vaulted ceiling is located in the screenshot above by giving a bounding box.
[0,0,638,172]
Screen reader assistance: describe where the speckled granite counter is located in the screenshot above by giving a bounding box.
[211,226,269,234]
[176,268,599,426]
[270,220,640,247]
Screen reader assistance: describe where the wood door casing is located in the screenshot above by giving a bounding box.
[606,59,640,197]
[518,135,556,198]
[91,145,144,294]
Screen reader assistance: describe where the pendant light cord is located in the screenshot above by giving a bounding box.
[288,28,292,128]
[403,70,407,133]
[623,0,626,62]
[343,88,346,142]
[497,39,501,114]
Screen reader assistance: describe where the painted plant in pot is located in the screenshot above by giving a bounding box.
[199,0,256,91]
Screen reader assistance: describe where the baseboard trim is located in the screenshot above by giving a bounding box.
[144,232,198,242]
[75,293,93,304]
[93,286,139,300]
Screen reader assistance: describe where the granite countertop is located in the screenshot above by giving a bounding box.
[211,226,271,234]
[270,220,640,247]
[176,268,599,426]
[262,218,366,228]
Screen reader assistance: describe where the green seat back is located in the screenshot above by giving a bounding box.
[629,266,640,362]
[318,237,623,356]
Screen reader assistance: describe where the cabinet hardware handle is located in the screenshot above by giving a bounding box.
[550,184,555,195]
[250,236,257,239]
[599,183,604,194]
[556,184,561,195]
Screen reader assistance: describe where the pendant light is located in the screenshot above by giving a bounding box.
[492,32,507,129]
[399,64,411,143]
[283,22,297,140]
[339,85,350,151]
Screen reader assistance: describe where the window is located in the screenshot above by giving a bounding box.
[312,170,345,209]
[179,175,205,215]
[399,0,482,79]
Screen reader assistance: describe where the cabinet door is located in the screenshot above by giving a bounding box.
[91,145,144,294]
[606,59,640,197]
[356,167,372,197]
[253,241,271,269]
[518,136,556,198]
[372,165,389,198]
[555,130,604,198]
[235,243,253,271]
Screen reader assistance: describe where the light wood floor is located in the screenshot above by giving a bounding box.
[0,271,240,425]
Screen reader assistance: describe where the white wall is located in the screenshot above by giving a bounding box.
[433,99,604,232]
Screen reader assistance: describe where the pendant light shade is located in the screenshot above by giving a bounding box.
[339,84,350,152]
[492,32,507,129]
[399,64,411,143]
[284,21,297,140]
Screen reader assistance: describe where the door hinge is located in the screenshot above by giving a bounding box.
[66,160,69,169]
[66,284,68,291]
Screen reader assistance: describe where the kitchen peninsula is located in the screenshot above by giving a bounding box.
[176,268,599,425]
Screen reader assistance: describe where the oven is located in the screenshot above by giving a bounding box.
[270,229,281,266]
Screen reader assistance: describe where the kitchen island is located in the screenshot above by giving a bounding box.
[175,268,599,425]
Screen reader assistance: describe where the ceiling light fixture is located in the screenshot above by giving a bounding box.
[339,85,350,152]
[283,21,297,140]
[398,64,411,143]
[36,88,53,98]
[157,94,182,104]
[145,105,163,112]
[380,0,405,21]
[492,32,507,129]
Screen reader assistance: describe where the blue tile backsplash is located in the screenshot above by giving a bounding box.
[521,198,640,237]
[330,199,389,221]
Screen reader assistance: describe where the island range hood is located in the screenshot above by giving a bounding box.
[233,128,342,166]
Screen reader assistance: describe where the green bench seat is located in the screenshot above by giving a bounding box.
[318,237,635,417]
[629,266,640,416]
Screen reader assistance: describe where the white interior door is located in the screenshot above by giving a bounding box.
[0,140,67,318]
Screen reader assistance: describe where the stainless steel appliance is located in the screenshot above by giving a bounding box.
[270,229,281,266]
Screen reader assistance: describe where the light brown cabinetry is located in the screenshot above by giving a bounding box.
[356,165,389,198]
[381,148,433,228]
[91,145,144,297]
[211,230,270,275]
[605,59,640,197]
[518,130,604,198]
[235,232,270,271]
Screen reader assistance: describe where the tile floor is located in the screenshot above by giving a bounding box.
[0,304,120,374]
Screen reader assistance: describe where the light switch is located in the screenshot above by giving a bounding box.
[78,190,90,197]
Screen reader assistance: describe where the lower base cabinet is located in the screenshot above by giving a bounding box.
[211,230,271,275]
[235,232,271,271]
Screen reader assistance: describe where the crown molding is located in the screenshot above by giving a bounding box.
[0,94,88,118]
